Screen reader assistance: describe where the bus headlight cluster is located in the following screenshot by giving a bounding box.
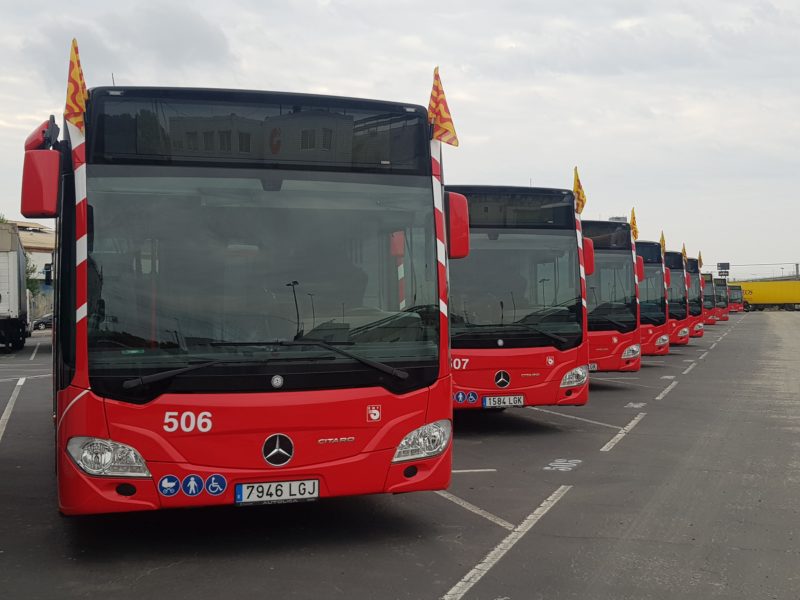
[392,420,451,463]
[678,327,690,337]
[655,335,670,346]
[66,437,151,478]
[621,344,641,359]
[560,365,589,388]
[694,323,704,331]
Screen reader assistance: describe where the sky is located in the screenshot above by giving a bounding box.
[1,0,798,279]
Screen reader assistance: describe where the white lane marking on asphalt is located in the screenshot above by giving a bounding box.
[600,413,647,452]
[527,407,620,430]
[56,389,90,434]
[683,359,695,362]
[710,342,717,349]
[682,363,697,375]
[435,491,515,531]
[29,343,40,361]
[543,459,582,472]
[625,402,647,408]
[452,469,498,474]
[699,351,709,360]
[442,485,572,600]
[0,378,26,445]
[661,375,675,379]
[0,374,49,383]
[591,376,640,380]
[655,381,678,400]
[642,360,665,364]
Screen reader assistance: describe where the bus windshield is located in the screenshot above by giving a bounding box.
[714,279,729,307]
[730,287,743,303]
[86,166,439,400]
[586,251,636,333]
[449,229,582,350]
[688,274,703,316]
[640,263,667,325]
[668,269,688,320]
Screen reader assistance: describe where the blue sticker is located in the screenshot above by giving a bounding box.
[205,474,227,496]
[454,391,466,403]
[467,391,479,403]
[182,474,204,497]
[158,475,180,497]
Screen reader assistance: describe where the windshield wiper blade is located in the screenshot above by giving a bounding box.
[279,339,408,380]
[589,315,629,329]
[122,359,237,389]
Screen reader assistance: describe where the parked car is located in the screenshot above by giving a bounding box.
[32,313,53,330]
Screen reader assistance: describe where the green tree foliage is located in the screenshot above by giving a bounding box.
[26,253,40,295]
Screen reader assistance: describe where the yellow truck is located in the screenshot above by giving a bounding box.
[733,279,800,311]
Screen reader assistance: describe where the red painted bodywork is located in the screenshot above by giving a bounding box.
[588,329,641,371]
[641,322,671,355]
[56,381,453,515]
[451,345,589,408]
[688,313,705,338]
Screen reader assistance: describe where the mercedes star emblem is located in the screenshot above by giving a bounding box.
[494,370,511,388]
[262,434,294,467]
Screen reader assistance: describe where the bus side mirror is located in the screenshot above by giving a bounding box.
[583,238,595,276]
[44,263,52,286]
[636,256,645,282]
[21,150,60,218]
[446,192,470,259]
[665,268,672,286]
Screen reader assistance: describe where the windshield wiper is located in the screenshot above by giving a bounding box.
[279,339,408,380]
[452,323,568,345]
[588,315,630,329]
[122,359,239,389]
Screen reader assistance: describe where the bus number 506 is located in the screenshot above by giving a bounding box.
[163,411,213,433]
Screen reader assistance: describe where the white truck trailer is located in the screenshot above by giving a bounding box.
[0,223,28,350]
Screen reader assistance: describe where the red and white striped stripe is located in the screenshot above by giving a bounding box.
[66,121,89,388]
[574,212,587,311]
[396,255,406,310]
[431,140,448,319]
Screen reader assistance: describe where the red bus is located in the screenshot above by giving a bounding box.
[685,257,705,338]
[446,186,593,410]
[702,273,718,325]
[728,285,744,312]
[714,277,730,321]
[665,251,691,346]
[582,220,642,372]
[637,241,670,356]
[21,87,470,515]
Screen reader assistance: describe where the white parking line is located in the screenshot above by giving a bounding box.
[0,378,26,445]
[699,351,709,360]
[452,469,497,474]
[710,342,717,350]
[655,381,678,400]
[600,413,646,452]
[682,363,697,375]
[435,491,514,531]
[527,407,620,430]
[29,343,40,361]
[442,485,572,600]
[661,375,675,380]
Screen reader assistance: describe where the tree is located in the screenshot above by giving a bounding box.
[25,253,40,295]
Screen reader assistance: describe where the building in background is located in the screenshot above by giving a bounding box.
[9,220,54,318]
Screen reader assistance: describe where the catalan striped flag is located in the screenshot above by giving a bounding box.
[573,167,587,214]
[698,251,703,268]
[681,243,687,261]
[630,207,639,240]
[428,67,459,146]
[660,231,666,255]
[64,39,89,132]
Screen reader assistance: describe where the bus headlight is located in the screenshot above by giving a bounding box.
[678,327,689,337]
[655,335,670,346]
[621,344,641,359]
[66,437,151,477]
[694,323,704,331]
[392,420,451,463]
[560,365,588,388]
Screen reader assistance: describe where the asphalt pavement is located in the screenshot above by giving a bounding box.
[1,313,799,599]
